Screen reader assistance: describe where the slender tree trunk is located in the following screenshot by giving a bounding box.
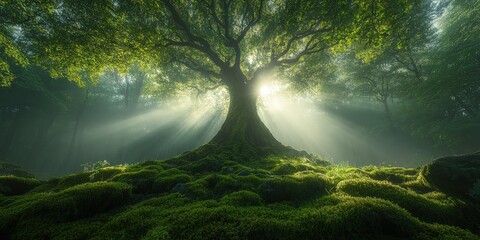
[66,90,88,161]
[381,97,396,133]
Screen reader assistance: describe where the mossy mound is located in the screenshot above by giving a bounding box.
[0,176,41,196]
[421,152,480,203]
[1,149,479,239]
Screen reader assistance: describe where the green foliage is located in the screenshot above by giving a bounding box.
[399,0,480,151]
[0,176,41,195]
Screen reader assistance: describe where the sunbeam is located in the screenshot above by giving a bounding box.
[258,83,429,167]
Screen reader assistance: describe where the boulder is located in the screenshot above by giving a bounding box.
[421,152,480,202]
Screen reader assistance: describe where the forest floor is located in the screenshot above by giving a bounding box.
[1,145,479,239]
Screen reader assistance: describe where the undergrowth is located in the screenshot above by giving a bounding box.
[0,145,479,239]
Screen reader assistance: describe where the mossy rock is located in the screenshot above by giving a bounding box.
[421,152,480,203]
[0,176,41,195]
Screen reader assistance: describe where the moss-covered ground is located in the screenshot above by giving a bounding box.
[1,145,479,239]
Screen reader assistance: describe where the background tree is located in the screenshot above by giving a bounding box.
[402,0,480,151]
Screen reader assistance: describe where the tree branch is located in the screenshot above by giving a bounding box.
[162,0,227,69]
[172,56,222,79]
[272,27,333,63]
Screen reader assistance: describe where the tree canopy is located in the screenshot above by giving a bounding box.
[3,0,420,87]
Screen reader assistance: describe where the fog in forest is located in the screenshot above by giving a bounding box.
[1,75,477,179]
[1,0,479,179]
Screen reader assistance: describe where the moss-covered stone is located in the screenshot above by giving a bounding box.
[421,152,480,203]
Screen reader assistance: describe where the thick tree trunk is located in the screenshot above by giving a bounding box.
[209,70,282,150]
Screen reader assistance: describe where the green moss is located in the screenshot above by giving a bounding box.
[363,166,419,184]
[1,153,479,239]
[142,226,170,240]
[337,178,467,227]
[220,190,264,206]
[258,173,333,203]
[235,174,264,191]
[140,193,192,208]
[95,206,162,240]
[186,156,223,173]
[181,181,210,199]
[271,163,298,175]
[152,174,192,193]
[0,181,132,237]
[156,173,192,190]
[48,216,108,240]
[324,166,368,184]
[417,223,480,240]
[56,172,92,187]
[46,166,126,191]
[297,196,420,239]
[112,169,158,193]
[11,218,56,240]
[93,167,126,180]
[0,176,41,195]
[400,179,433,193]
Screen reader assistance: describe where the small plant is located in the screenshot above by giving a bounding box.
[81,160,111,172]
